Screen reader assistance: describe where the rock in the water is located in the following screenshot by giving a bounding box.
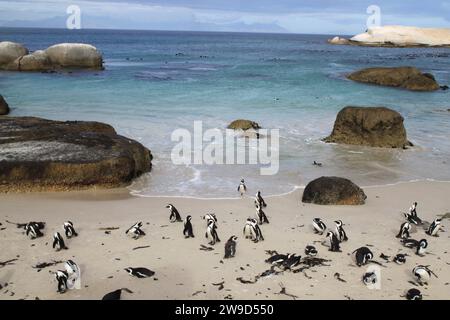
[227,119,261,131]
[347,67,440,92]
[0,117,152,192]
[45,43,103,69]
[323,106,412,148]
[0,95,9,115]
[302,176,367,205]
[327,36,350,45]
[14,50,51,71]
[0,42,29,70]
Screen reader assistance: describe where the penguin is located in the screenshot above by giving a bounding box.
[393,253,407,264]
[362,272,377,286]
[64,260,81,290]
[102,288,133,300]
[237,179,247,197]
[334,220,348,242]
[63,221,78,238]
[55,270,69,293]
[205,219,220,245]
[203,213,218,225]
[224,236,238,259]
[326,231,341,252]
[243,218,264,242]
[312,218,326,235]
[410,201,418,216]
[401,238,428,256]
[404,202,422,225]
[406,288,422,300]
[125,222,145,239]
[166,204,182,222]
[281,254,302,270]
[255,203,269,225]
[265,253,289,265]
[396,221,411,239]
[52,232,68,251]
[352,247,373,266]
[412,265,437,285]
[426,218,442,237]
[313,161,322,167]
[25,222,44,239]
[304,245,318,257]
[255,191,267,208]
[183,215,194,238]
[124,267,155,278]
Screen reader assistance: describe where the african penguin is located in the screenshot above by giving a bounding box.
[166,204,183,222]
[265,253,289,265]
[64,260,81,290]
[124,267,155,278]
[334,220,348,242]
[406,288,422,300]
[52,232,68,251]
[326,231,341,252]
[362,272,377,286]
[183,215,194,238]
[205,219,220,245]
[396,221,411,239]
[255,203,269,225]
[25,222,44,239]
[426,218,442,237]
[102,288,133,300]
[401,238,428,256]
[304,245,318,257]
[312,218,326,235]
[125,222,145,239]
[255,191,267,208]
[63,221,78,238]
[203,213,218,225]
[237,179,247,197]
[393,253,407,265]
[281,254,301,270]
[224,236,238,259]
[412,265,437,285]
[55,270,69,294]
[243,218,264,242]
[404,202,422,225]
[353,247,373,266]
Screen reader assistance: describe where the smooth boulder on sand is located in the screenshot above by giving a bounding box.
[324,106,412,148]
[302,176,367,205]
[0,117,152,192]
[0,95,10,115]
[347,67,440,91]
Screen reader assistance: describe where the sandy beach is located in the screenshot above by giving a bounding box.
[0,180,449,300]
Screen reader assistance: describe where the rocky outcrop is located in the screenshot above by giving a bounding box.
[327,36,350,45]
[0,42,103,71]
[0,95,9,115]
[302,176,367,205]
[324,106,412,148]
[0,117,152,192]
[347,67,440,91]
[227,119,261,131]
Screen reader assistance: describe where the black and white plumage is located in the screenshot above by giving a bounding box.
[124,267,155,278]
[426,218,442,237]
[265,253,289,265]
[205,219,220,245]
[237,179,247,197]
[102,288,133,300]
[362,272,378,286]
[412,265,437,285]
[52,232,68,251]
[166,204,183,222]
[326,231,341,252]
[125,222,146,239]
[334,220,348,242]
[243,218,264,242]
[281,254,302,270]
[404,202,422,225]
[353,247,373,266]
[402,238,428,256]
[183,215,194,238]
[224,236,238,259]
[406,288,422,300]
[63,221,78,238]
[304,245,318,256]
[396,221,411,239]
[55,270,69,293]
[203,213,218,225]
[312,218,326,235]
[64,260,81,290]
[255,204,269,225]
[393,253,407,264]
[255,191,267,208]
[25,222,44,239]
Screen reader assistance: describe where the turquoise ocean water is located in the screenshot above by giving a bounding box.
[1,28,449,197]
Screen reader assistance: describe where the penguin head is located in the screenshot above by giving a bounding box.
[240,179,245,183]
[365,252,373,261]
[165,204,172,209]
[124,267,133,275]
[419,239,428,248]
[334,220,343,227]
[435,218,442,224]
[229,235,238,242]
[186,215,192,221]
[326,231,334,238]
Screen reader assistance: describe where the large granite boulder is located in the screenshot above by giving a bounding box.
[0,117,152,192]
[14,50,51,71]
[0,41,29,69]
[0,95,9,115]
[324,106,412,148]
[302,176,367,205]
[347,67,440,91]
[327,36,350,45]
[227,119,261,131]
[45,43,103,69]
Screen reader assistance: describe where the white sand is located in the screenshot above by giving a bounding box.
[0,181,449,300]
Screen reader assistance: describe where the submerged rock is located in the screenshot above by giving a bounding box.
[302,176,367,205]
[0,117,152,192]
[347,67,440,92]
[324,106,412,148]
[0,95,9,115]
[227,119,261,131]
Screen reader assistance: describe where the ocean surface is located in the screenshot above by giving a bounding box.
[1,28,450,197]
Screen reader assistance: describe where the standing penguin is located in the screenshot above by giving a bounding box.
[334,220,348,242]
[326,231,341,252]
[166,204,183,222]
[396,221,411,239]
[312,218,327,235]
[203,213,218,226]
[55,270,69,293]
[255,203,269,225]
[237,179,247,197]
[243,218,264,242]
[63,221,78,238]
[25,222,44,239]
[353,247,373,266]
[205,219,220,245]
[224,236,238,258]
[426,218,442,237]
[52,232,68,251]
[183,215,194,238]
[255,191,267,208]
[404,202,422,225]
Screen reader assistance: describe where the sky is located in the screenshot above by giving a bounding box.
[0,0,449,34]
